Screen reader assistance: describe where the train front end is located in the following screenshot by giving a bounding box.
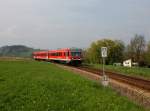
[69,48,83,65]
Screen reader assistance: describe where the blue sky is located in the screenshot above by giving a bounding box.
[0,0,150,49]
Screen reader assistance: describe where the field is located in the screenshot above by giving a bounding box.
[88,64,150,79]
[0,60,147,111]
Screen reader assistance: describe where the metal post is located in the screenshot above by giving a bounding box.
[103,57,105,77]
[101,47,109,86]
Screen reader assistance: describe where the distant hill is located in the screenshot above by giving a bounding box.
[0,45,38,58]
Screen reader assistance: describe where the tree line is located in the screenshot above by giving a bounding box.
[84,34,150,67]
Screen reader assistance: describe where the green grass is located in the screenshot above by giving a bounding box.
[88,64,150,79]
[0,60,147,111]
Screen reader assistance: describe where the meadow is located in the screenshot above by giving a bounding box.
[88,64,150,79]
[0,60,147,111]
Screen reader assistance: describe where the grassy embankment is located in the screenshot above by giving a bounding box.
[87,64,150,79]
[0,60,147,111]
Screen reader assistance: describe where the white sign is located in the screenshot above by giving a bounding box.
[101,47,107,57]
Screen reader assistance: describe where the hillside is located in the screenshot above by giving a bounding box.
[0,45,37,57]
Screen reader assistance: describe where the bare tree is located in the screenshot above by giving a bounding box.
[128,34,146,63]
[144,41,150,67]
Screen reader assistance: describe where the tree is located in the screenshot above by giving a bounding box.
[144,41,150,67]
[85,42,100,64]
[85,39,125,64]
[127,34,146,64]
[112,40,125,63]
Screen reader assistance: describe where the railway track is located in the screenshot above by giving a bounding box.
[76,66,150,91]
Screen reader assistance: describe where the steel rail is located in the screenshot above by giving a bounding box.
[77,66,150,91]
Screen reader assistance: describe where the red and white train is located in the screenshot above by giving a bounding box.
[33,48,83,65]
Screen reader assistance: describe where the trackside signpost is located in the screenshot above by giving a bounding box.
[101,47,109,86]
[101,47,107,58]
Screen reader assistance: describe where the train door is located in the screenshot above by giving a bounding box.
[64,51,70,60]
[46,52,48,60]
[65,51,68,60]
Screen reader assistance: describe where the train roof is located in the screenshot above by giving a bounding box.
[48,48,82,52]
[33,48,82,54]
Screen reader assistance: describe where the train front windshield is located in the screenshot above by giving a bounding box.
[71,52,81,57]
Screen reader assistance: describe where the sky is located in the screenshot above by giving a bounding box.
[0,0,150,49]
